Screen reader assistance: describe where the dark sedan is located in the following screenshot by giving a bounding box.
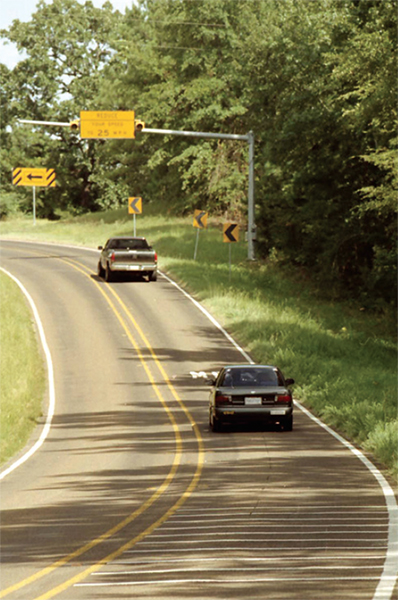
[208,364,295,432]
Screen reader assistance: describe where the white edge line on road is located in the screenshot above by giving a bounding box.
[294,399,398,600]
[0,267,56,480]
[103,555,389,563]
[160,270,398,600]
[1,241,397,599]
[160,272,253,364]
[93,565,384,576]
[75,575,396,587]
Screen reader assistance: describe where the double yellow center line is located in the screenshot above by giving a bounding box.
[1,254,204,600]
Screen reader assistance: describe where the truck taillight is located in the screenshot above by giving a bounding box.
[110,252,115,263]
[154,252,158,262]
[216,394,231,405]
[276,394,291,404]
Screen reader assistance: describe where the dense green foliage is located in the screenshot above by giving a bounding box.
[1,0,397,306]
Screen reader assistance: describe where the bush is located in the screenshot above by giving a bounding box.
[0,192,21,219]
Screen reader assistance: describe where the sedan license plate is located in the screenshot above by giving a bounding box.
[271,408,287,415]
[245,397,262,406]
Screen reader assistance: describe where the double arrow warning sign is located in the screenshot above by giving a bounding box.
[13,168,56,187]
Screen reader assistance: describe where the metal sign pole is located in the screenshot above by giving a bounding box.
[143,127,255,261]
[194,228,200,260]
[133,213,136,236]
[247,131,255,261]
[33,186,36,225]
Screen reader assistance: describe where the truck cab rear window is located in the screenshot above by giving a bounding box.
[107,239,149,250]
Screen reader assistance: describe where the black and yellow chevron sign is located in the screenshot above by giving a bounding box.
[223,222,239,243]
[128,196,142,214]
[193,209,208,229]
[12,168,56,187]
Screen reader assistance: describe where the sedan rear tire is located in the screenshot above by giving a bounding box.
[209,411,222,432]
[282,415,293,431]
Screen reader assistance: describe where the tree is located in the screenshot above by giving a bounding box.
[1,0,124,215]
[326,0,398,302]
[99,0,250,214]
[235,0,397,304]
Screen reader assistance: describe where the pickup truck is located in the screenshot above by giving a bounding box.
[97,236,158,282]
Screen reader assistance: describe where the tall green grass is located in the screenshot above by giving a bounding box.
[1,209,397,479]
[0,271,45,464]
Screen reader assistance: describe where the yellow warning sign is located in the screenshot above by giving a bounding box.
[193,210,208,229]
[80,111,135,139]
[223,222,239,243]
[128,197,142,214]
[12,168,56,187]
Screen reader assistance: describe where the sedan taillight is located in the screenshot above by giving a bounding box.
[215,394,232,405]
[276,394,291,404]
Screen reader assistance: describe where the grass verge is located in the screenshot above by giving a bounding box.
[0,271,45,465]
[1,209,397,480]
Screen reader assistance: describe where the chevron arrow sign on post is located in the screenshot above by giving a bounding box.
[128,197,142,214]
[12,168,56,187]
[223,222,239,243]
[193,209,208,260]
[193,210,208,229]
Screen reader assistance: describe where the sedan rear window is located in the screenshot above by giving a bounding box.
[221,368,283,387]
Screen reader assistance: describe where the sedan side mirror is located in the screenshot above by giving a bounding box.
[207,377,216,386]
[98,246,103,250]
[285,378,295,386]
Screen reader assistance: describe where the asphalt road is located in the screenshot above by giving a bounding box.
[0,240,396,600]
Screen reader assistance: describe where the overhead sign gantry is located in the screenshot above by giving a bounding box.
[17,115,256,260]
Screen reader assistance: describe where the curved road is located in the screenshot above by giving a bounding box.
[0,240,396,600]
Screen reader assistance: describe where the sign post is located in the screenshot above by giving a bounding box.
[33,186,36,225]
[223,222,239,280]
[193,210,208,260]
[128,196,142,235]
